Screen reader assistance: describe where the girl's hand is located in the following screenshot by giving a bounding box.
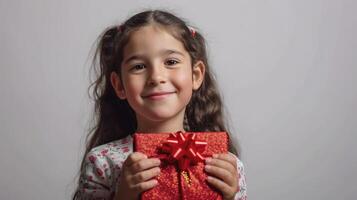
[114,152,161,200]
[205,153,239,200]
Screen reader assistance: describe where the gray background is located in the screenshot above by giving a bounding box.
[1,0,356,199]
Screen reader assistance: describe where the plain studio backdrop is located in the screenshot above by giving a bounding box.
[1,0,356,199]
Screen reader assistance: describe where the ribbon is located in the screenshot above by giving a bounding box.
[160,131,207,170]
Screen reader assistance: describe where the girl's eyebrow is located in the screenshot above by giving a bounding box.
[123,49,184,64]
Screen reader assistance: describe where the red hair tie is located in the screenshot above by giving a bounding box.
[117,25,123,33]
[188,26,196,37]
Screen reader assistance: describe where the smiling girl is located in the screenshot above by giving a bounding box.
[73,10,247,200]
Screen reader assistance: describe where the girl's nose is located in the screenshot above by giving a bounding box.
[146,64,167,86]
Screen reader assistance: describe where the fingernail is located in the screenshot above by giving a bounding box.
[212,154,218,158]
[205,165,211,171]
[205,158,212,163]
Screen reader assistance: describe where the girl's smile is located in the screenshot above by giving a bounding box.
[142,91,177,100]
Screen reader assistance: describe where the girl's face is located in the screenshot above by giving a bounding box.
[111,25,205,132]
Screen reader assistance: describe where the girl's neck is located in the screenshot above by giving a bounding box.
[135,112,186,133]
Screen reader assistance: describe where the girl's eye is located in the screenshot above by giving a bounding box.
[165,59,179,66]
[131,64,146,71]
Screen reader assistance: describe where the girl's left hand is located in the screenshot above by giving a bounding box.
[205,153,239,200]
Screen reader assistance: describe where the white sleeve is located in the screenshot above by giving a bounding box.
[76,149,114,200]
[234,157,248,200]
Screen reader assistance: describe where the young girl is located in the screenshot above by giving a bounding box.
[73,10,247,200]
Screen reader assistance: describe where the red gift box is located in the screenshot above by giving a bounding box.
[134,131,228,200]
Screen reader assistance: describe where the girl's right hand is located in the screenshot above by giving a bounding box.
[114,152,161,200]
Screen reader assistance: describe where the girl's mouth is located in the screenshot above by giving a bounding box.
[143,91,176,100]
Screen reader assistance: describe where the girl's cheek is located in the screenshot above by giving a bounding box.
[174,69,193,84]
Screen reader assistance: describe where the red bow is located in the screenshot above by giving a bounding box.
[160,132,207,170]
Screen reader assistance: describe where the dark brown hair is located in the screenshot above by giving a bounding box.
[73,9,239,199]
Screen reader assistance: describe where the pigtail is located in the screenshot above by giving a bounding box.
[185,30,239,156]
[72,25,136,200]
[87,25,137,151]
[185,31,224,131]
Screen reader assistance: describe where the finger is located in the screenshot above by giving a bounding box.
[212,153,237,169]
[206,175,236,198]
[124,152,148,167]
[205,165,235,186]
[130,158,161,174]
[131,167,161,184]
[205,157,236,175]
[132,179,159,193]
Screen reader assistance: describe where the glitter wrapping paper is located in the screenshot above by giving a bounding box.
[134,132,228,200]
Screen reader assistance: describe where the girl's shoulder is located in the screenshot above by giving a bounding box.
[85,134,133,163]
[77,135,134,199]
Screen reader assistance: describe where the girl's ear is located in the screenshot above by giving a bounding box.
[192,60,206,90]
[110,71,126,99]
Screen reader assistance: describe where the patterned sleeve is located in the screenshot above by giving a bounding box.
[235,158,248,200]
[75,149,115,200]
[75,137,132,200]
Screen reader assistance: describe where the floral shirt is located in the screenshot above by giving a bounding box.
[76,135,247,200]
